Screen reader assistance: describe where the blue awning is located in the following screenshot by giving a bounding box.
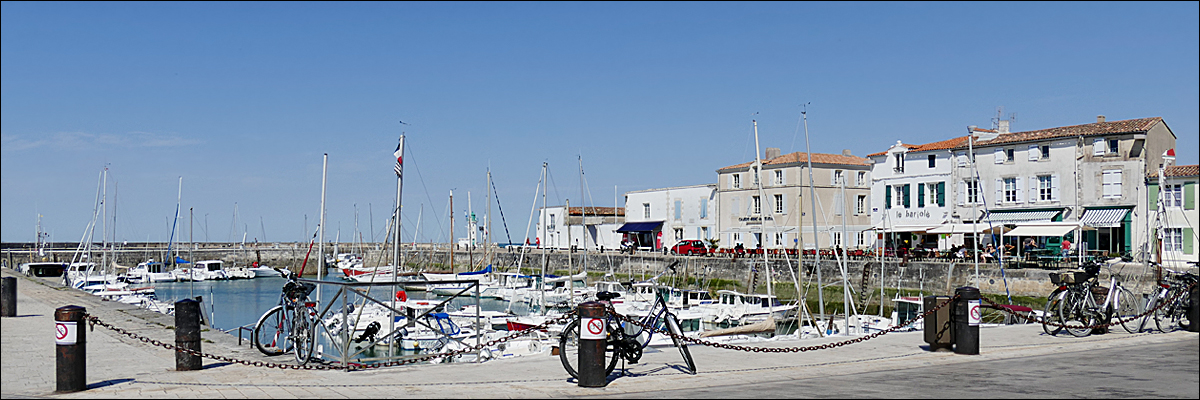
[616,221,664,233]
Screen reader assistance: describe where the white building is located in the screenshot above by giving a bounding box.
[621,184,717,251]
[536,206,624,251]
[867,135,974,250]
[1148,164,1198,264]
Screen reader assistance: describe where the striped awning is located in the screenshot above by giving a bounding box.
[925,223,1006,234]
[1080,208,1130,228]
[982,209,1062,224]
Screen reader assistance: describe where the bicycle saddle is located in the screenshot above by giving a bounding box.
[596,291,621,301]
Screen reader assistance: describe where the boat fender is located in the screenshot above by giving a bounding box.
[396,290,408,302]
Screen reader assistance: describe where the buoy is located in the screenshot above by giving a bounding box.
[395,290,408,302]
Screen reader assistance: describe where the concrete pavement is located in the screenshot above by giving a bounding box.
[3,267,1197,398]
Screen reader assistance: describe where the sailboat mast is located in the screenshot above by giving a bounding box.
[318,154,328,301]
[393,136,405,274]
[540,163,548,315]
[801,107,826,333]
[579,155,587,288]
[751,120,772,298]
[449,190,455,273]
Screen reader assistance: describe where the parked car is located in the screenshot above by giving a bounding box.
[670,240,708,256]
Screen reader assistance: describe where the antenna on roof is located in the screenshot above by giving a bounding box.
[991,106,1015,133]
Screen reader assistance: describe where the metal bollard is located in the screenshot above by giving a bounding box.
[55,305,87,392]
[953,287,980,355]
[1190,283,1199,333]
[922,295,953,351]
[175,299,202,371]
[576,302,608,387]
[2,276,16,317]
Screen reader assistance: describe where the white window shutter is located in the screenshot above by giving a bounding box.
[731,197,739,217]
[1015,177,1024,203]
[1028,145,1040,161]
[1051,174,1060,202]
[1029,176,1039,203]
[994,148,1005,164]
[1093,138,1105,156]
[957,153,967,167]
[995,179,1003,205]
[957,181,965,206]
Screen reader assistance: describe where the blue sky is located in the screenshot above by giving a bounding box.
[3,1,1197,244]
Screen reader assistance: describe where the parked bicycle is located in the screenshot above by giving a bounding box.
[558,288,696,378]
[1141,263,1197,333]
[251,267,320,364]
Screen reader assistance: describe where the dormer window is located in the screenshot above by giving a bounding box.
[928,154,936,168]
[1108,139,1119,154]
[893,153,905,173]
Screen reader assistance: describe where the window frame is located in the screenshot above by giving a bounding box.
[773,193,784,214]
[966,179,980,204]
[1003,177,1017,202]
[1038,175,1053,201]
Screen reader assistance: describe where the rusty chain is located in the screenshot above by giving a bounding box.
[981,278,1198,331]
[605,295,960,354]
[84,309,577,371]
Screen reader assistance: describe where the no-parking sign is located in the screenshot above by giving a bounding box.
[55,321,78,345]
[581,318,605,340]
[968,300,981,326]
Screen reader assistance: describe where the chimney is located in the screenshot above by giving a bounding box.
[1097,115,1106,123]
[765,147,781,160]
[842,149,852,156]
[998,120,1009,134]
[968,125,978,132]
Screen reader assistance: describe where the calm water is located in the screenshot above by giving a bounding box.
[150,270,530,333]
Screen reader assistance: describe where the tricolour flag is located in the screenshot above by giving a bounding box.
[394,138,404,177]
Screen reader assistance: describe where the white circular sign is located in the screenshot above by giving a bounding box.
[55,321,78,345]
[581,318,605,340]
[968,300,982,326]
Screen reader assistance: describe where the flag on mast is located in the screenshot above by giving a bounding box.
[394,137,404,177]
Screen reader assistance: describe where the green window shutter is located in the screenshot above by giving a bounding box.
[1148,183,1158,208]
[918,183,925,207]
[903,184,911,208]
[885,185,891,209]
[1186,182,1196,210]
[937,182,945,206]
[1185,228,1194,255]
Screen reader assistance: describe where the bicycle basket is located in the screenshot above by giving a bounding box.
[285,282,317,301]
[1052,271,1088,285]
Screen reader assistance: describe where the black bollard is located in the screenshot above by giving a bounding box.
[953,287,980,355]
[576,302,608,387]
[2,277,16,317]
[175,299,202,371]
[922,295,953,352]
[1190,283,1199,333]
[55,305,87,392]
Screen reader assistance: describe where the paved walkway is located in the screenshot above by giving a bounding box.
[3,268,1197,398]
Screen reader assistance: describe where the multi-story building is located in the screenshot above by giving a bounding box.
[536,206,624,251]
[954,116,1176,255]
[1148,164,1198,264]
[867,135,975,250]
[620,184,717,251]
[716,148,872,250]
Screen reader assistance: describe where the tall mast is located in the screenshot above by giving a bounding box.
[393,136,405,274]
[968,134,979,279]
[752,120,772,298]
[449,190,455,273]
[486,169,492,267]
[318,153,328,302]
[801,106,826,333]
[839,169,852,333]
[540,163,548,315]
[579,155,587,282]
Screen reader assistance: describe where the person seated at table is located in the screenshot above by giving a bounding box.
[981,244,996,262]
[955,245,967,260]
[1022,238,1036,260]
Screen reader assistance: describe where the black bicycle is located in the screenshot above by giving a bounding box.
[251,268,319,364]
[558,288,696,378]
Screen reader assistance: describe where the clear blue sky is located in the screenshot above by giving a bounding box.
[3,1,1197,244]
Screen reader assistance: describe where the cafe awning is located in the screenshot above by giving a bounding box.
[1079,208,1131,228]
[870,224,938,233]
[616,221,663,233]
[925,223,1007,234]
[982,209,1063,224]
[1005,222,1093,237]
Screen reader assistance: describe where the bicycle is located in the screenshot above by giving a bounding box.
[558,288,696,379]
[1045,262,1103,337]
[252,268,319,364]
[1141,264,1197,333]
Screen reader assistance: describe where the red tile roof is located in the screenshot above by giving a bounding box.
[568,207,624,216]
[1148,165,1199,178]
[867,136,973,157]
[970,117,1163,147]
[719,151,869,171]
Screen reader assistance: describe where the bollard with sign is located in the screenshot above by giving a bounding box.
[55,305,87,392]
[576,302,608,387]
[953,287,980,355]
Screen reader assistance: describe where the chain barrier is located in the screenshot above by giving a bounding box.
[84,309,577,372]
[606,294,960,354]
[980,279,1199,331]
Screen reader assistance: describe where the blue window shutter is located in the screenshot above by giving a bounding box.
[885,185,892,209]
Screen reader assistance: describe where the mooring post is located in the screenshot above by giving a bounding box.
[55,305,87,392]
[953,286,980,355]
[922,295,953,352]
[1,276,16,317]
[576,301,607,387]
[175,299,202,371]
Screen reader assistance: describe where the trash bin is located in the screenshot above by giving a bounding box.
[923,295,953,351]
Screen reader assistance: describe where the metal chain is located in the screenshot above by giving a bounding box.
[84,309,577,371]
[981,279,1199,330]
[606,295,960,354]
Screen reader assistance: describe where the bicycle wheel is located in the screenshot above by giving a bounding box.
[1060,290,1095,338]
[558,319,619,379]
[1113,287,1142,334]
[1042,291,1064,336]
[665,314,696,374]
[253,305,292,356]
[1153,290,1177,333]
[294,306,316,365]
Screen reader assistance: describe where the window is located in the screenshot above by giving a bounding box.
[700,198,708,219]
[1003,178,1018,202]
[701,226,709,239]
[928,154,936,168]
[1102,170,1122,199]
[833,170,844,185]
[1041,145,1050,159]
[752,196,761,214]
[674,200,682,220]
[832,232,843,247]
[774,233,783,246]
[894,186,904,208]
[774,194,784,214]
[1164,228,1183,251]
[643,203,651,219]
[857,172,866,187]
[927,183,938,207]
[893,153,904,172]
[856,195,866,215]
[858,232,869,247]
[1038,175,1053,201]
[1006,149,1015,162]
[732,232,741,244]
[548,213,556,229]
[732,174,741,189]
[1165,184,1183,207]
[674,228,683,241]
[1108,139,1119,154]
[966,179,980,204]
[774,170,783,186]
[752,166,760,185]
